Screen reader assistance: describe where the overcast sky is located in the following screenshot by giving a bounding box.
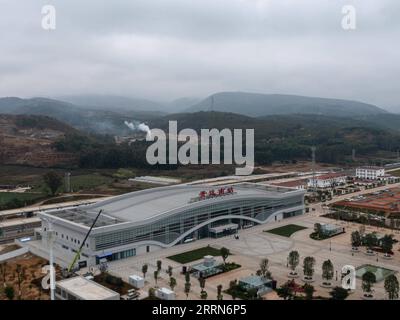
[0,0,399,108]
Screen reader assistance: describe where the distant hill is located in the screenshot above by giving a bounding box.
[56,94,164,112]
[149,111,400,164]
[188,92,387,117]
[166,97,202,113]
[0,97,163,135]
[0,114,79,167]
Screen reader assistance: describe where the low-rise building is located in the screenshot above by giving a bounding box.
[271,179,308,190]
[0,217,41,244]
[317,223,345,237]
[55,276,120,300]
[356,166,385,180]
[155,287,176,300]
[308,173,347,189]
[238,275,275,295]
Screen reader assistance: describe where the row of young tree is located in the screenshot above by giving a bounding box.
[142,259,224,300]
[284,250,400,300]
[351,227,395,256]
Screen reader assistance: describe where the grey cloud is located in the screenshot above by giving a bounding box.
[0,0,399,107]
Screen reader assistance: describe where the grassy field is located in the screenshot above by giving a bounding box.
[264,224,308,237]
[69,174,114,191]
[0,192,46,208]
[167,246,225,264]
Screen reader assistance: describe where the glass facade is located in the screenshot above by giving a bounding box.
[94,194,303,251]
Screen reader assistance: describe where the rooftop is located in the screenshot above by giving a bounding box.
[332,187,400,215]
[272,179,307,188]
[239,275,272,287]
[56,276,119,300]
[45,183,301,227]
[312,172,347,180]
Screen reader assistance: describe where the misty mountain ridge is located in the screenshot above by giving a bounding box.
[188,92,387,117]
[0,92,395,136]
[0,96,164,135]
[56,94,165,112]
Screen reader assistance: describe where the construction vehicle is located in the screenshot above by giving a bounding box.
[67,209,103,272]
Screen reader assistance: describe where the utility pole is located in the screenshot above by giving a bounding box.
[311,146,316,193]
[65,172,71,193]
[43,218,56,301]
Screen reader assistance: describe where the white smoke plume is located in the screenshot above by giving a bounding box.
[124,120,151,139]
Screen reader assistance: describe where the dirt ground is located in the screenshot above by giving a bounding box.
[0,253,53,300]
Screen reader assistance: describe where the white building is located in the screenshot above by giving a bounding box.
[129,275,144,289]
[55,276,120,300]
[308,173,347,189]
[155,287,176,300]
[356,166,385,180]
[34,183,305,268]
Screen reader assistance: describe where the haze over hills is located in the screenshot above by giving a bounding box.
[0,97,164,135]
[57,94,201,113]
[150,111,400,164]
[188,92,388,117]
[56,94,164,112]
[0,92,398,137]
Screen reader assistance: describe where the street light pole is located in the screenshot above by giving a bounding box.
[43,217,56,301]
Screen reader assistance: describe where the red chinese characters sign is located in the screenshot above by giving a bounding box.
[198,186,234,200]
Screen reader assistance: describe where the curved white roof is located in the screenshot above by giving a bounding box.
[86,183,299,224]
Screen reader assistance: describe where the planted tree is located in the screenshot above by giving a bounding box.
[198,277,206,293]
[303,256,315,280]
[184,282,191,299]
[167,265,173,277]
[217,284,223,300]
[148,287,156,299]
[362,271,376,298]
[351,231,361,249]
[364,233,377,252]
[200,290,208,300]
[314,223,323,238]
[322,259,334,286]
[258,258,271,279]
[15,264,26,299]
[156,260,162,272]
[303,284,315,300]
[220,247,230,265]
[153,270,159,286]
[185,272,190,284]
[169,277,177,291]
[276,281,294,300]
[288,251,300,275]
[4,286,15,300]
[381,235,394,256]
[329,287,349,300]
[43,171,63,196]
[142,264,148,279]
[384,274,399,300]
